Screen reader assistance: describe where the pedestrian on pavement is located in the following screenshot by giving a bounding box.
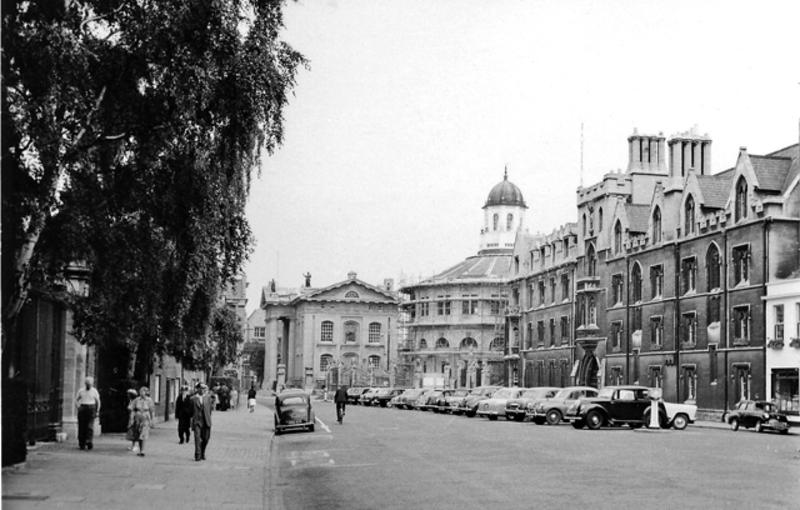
[175,385,193,444]
[128,386,155,457]
[191,382,214,461]
[75,376,101,450]
[125,388,139,451]
[334,385,348,424]
[247,385,257,413]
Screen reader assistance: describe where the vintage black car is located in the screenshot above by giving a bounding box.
[273,390,315,435]
[565,385,657,430]
[724,400,790,434]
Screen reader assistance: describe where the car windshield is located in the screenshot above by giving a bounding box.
[280,396,307,406]
[597,388,615,399]
[493,389,516,399]
[453,390,469,397]
[757,402,775,412]
[554,388,573,399]
[522,389,549,399]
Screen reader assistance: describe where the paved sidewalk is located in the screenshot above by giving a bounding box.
[2,394,275,510]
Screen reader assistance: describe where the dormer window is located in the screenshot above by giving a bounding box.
[735,176,748,222]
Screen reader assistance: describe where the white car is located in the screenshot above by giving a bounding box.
[477,387,526,421]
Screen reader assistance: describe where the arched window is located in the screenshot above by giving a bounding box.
[344,290,359,299]
[684,195,695,235]
[582,214,587,236]
[506,213,514,231]
[631,262,642,302]
[598,208,603,232]
[368,322,381,343]
[493,213,499,231]
[320,320,333,342]
[435,337,449,349]
[586,244,597,277]
[588,296,597,325]
[735,176,748,222]
[460,337,478,350]
[706,244,721,291]
[613,221,623,254]
[418,338,428,350]
[489,337,505,351]
[652,207,662,244]
[368,355,380,370]
[344,320,359,343]
[320,354,333,372]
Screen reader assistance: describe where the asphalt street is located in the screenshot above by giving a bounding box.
[269,401,800,510]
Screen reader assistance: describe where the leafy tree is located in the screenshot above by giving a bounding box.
[2,0,306,378]
[247,342,266,386]
[184,306,244,380]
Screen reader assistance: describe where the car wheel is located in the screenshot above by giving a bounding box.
[585,410,604,430]
[466,409,476,418]
[546,409,562,426]
[533,416,546,425]
[488,415,498,421]
[779,428,789,435]
[672,414,689,430]
[571,419,585,429]
[729,417,739,431]
[755,422,763,433]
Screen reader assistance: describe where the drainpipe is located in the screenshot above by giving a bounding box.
[625,254,631,384]
[722,227,729,411]
[762,218,771,400]
[674,242,681,401]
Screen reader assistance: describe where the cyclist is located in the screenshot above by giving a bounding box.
[333,385,348,424]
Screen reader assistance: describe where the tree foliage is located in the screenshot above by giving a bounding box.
[2,0,306,377]
[183,306,244,378]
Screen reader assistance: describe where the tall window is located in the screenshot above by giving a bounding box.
[650,316,663,348]
[462,294,477,315]
[582,214,587,237]
[537,321,545,345]
[490,295,501,315]
[613,221,623,254]
[344,321,359,343]
[550,277,556,303]
[320,321,333,342]
[684,195,695,235]
[320,354,333,372]
[631,263,642,303]
[612,274,624,305]
[707,296,721,324]
[561,273,570,301]
[610,321,622,350]
[588,296,597,325]
[436,337,449,349]
[507,213,514,230]
[709,344,718,382]
[560,316,570,341]
[598,207,604,232]
[650,265,663,298]
[493,213,499,231]
[682,312,697,345]
[682,365,697,401]
[735,176,748,222]
[538,281,546,304]
[632,307,642,332]
[549,318,556,346]
[733,306,750,343]
[368,355,380,370]
[732,245,750,285]
[706,244,721,290]
[586,245,597,277]
[526,323,533,349]
[437,295,451,315]
[681,257,697,294]
[368,322,381,343]
[418,338,427,350]
[652,207,662,244]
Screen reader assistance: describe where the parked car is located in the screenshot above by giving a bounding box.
[395,388,425,409]
[412,389,438,410]
[565,386,695,430]
[371,388,404,407]
[359,388,380,406]
[273,389,315,435]
[528,386,598,425]
[345,387,367,404]
[437,389,471,413]
[724,400,790,434]
[458,386,501,417]
[477,387,527,420]
[505,387,560,422]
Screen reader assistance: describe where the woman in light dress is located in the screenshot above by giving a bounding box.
[127,386,155,456]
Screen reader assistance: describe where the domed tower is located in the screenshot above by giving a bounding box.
[479,169,527,254]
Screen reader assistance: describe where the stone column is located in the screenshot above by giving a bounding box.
[287,319,296,384]
[265,319,279,390]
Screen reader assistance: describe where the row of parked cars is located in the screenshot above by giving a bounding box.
[346,385,703,430]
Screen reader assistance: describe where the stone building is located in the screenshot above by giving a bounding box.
[399,171,526,388]
[765,273,800,425]
[260,273,400,390]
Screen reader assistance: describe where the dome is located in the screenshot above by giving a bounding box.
[483,169,527,209]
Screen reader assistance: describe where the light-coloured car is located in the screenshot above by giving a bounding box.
[477,387,526,421]
[457,386,502,417]
[528,386,598,425]
[505,387,560,422]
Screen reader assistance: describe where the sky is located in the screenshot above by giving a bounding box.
[243,0,800,313]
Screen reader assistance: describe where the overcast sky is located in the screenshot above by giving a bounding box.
[243,0,800,312]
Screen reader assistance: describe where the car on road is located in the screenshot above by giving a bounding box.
[565,386,695,430]
[528,386,598,425]
[724,400,790,434]
[346,387,369,405]
[371,388,404,407]
[359,388,380,406]
[458,386,502,417]
[504,387,560,422]
[477,387,527,420]
[274,389,315,435]
[437,389,471,414]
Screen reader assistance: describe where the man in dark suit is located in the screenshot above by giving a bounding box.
[191,383,213,461]
[333,385,348,424]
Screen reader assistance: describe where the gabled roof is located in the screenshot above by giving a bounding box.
[696,174,733,209]
[295,278,398,304]
[624,204,651,233]
[749,155,793,192]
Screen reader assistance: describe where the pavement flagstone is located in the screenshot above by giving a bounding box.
[2,394,274,510]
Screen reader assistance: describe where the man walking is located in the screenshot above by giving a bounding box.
[333,385,348,424]
[75,376,101,450]
[175,385,193,444]
[191,383,213,461]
